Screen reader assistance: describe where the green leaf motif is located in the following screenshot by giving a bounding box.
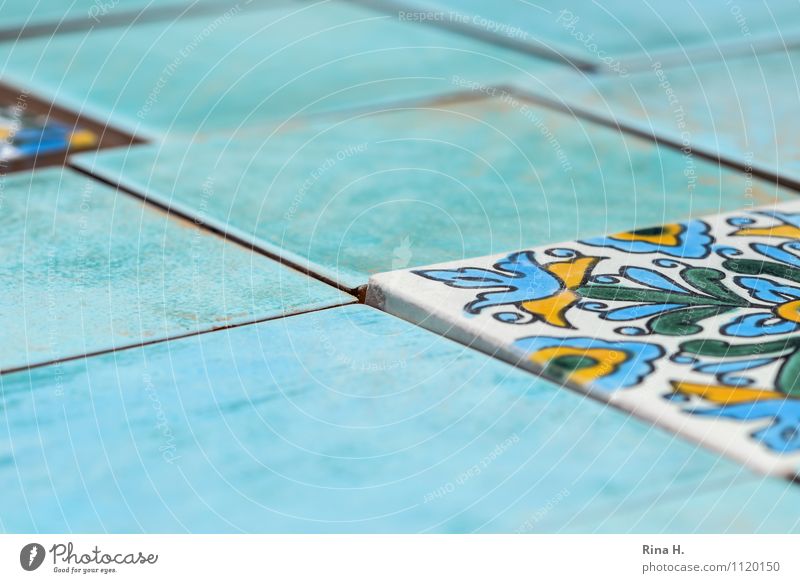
[648,305,736,336]
[576,265,752,336]
[723,258,800,285]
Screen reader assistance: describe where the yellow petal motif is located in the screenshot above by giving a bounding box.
[530,346,627,385]
[68,129,98,149]
[775,299,800,324]
[609,224,683,247]
[521,291,577,328]
[518,256,600,328]
[671,380,785,404]
[545,256,600,289]
[733,225,800,240]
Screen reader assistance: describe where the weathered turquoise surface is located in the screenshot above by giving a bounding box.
[0,1,549,137]
[527,49,800,186]
[372,0,800,70]
[0,168,352,371]
[74,93,791,290]
[565,477,800,533]
[0,0,238,30]
[0,304,760,533]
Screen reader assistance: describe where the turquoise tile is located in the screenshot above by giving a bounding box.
[0,168,351,371]
[74,93,791,290]
[0,1,549,137]
[564,477,800,533]
[526,49,800,187]
[0,0,252,32]
[373,0,800,71]
[0,305,751,533]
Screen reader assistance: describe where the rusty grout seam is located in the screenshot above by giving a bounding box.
[64,88,506,300]
[345,0,800,75]
[618,32,800,74]
[505,84,800,194]
[0,302,353,377]
[344,0,597,72]
[67,162,358,296]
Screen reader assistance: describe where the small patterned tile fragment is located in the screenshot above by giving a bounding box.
[366,0,800,70]
[73,94,789,290]
[0,305,751,533]
[0,81,138,172]
[0,104,97,162]
[368,201,800,476]
[0,168,352,371]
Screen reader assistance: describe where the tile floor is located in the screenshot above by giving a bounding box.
[2,0,800,533]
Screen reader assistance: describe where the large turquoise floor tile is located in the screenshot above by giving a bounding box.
[523,49,800,188]
[0,1,549,137]
[564,477,800,533]
[74,93,791,290]
[0,305,753,533]
[0,168,351,371]
[367,0,800,71]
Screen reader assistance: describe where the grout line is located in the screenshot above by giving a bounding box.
[343,0,596,72]
[64,88,504,297]
[356,284,369,304]
[0,302,354,377]
[67,162,359,295]
[506,84,800,194]
[619,31,800,74]
[347,0,800,77]
[0,0,294,42]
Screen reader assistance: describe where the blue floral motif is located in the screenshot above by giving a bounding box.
[690,357,778,387]
[723,276,800,337]
[729,210,800,240]
[514,336,663,391]
[751,241,800,268]
[581,220,712,258]
[693,400,800,453]
[671,336,800,453]
[580,265,695,324]
[413,249,600,327]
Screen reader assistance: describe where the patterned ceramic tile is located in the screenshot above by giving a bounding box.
[0,168,352,372]
[0,1,549,137]
[361,0,800,71]
[368,201,800,476]
[516,48,800,189]
[72,93,790,290]
[0,304,758,533]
